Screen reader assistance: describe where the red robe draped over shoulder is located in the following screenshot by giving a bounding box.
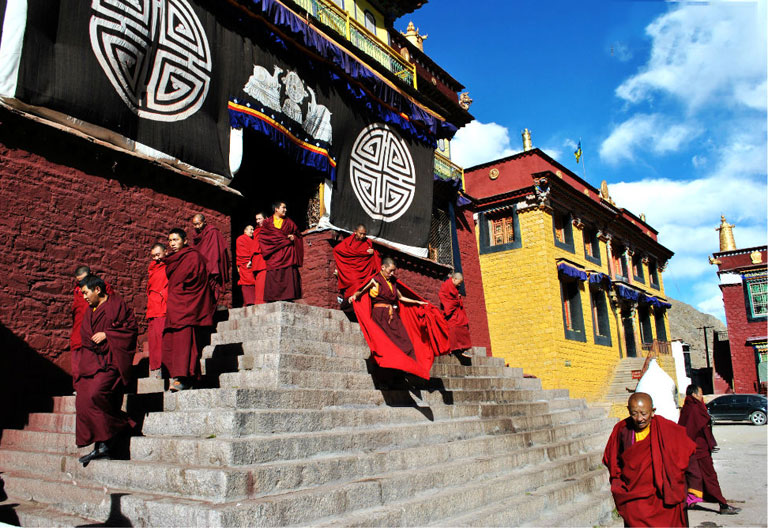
[71,280,113,380]
[252,227,267,304]
[146,260,168,371]
[259,216,303,301]
[603,416,696,527]
[352,275,450,379]
[678,395,727,504]
[235,234,256,286]
[164,246,214,330]
[191,223,230,301]
[333,234,380,298]
[438,278,472,352]
[76,294,138,446]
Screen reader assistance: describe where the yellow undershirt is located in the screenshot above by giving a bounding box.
[273,215,284,229]
[369,272,394,298]
[635,424,651,442]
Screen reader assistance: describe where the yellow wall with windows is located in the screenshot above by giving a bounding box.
[477,204,674,402]
[339,0,388,42]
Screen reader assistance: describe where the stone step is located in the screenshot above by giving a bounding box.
[214,309,361,334]
[209,324,368,347]
[25,412,76,433]
[0,498,101,528]
[227,301,351,322]
[309,455,605,527]
[519,487,616,527]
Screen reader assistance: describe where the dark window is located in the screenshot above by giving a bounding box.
[583,228,601,265]
[744,277,768,321]
[648,259,660,288]
[428,208,453,268]
[638,306,653,344]
[561,278,586,342]
[612,244,629,280]
[330,0,344,7]
[553,211,574,252]
[478,207,522,254]
[590,287,612,346]
[654,309,667,342]
[364,10,377,34]
[632,254,645,283]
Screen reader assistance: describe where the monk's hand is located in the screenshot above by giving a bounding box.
[348,295,356,304]
[246,261,252,269]
[287,234,295,241]
[91,332,107,344]
[366,248,374,254]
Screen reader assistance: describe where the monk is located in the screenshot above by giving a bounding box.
[603,392,697,527]
[76,275,137,467]
[71,265,112,387]
[678,384,741,515]
[162,228,214,391]
[252,213,267,304]
[333,224,380,305]
[235,225,257,306]
[191,213,230,304]
[438,272,472,357]
[259,201,303,302]
[146,243,168,377]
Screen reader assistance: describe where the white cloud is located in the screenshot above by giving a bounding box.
[696,292,726,322]
[451,120,519,168]
[599,113,700,164]
[610,42,634,63]
[564,138,578,150]
[616,1,767,111]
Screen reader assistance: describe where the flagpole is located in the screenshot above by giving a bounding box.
[580,137,588,180]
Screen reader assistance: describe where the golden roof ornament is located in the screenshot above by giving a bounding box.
[640,213,646,222]
[459,92,473,110]
[401,21,427,51]
[522,129,532,151]
[599,180,615,205]
[716,215,736,252]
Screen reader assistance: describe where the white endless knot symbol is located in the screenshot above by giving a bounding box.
[349,124,416,222]
[90,0,212,122]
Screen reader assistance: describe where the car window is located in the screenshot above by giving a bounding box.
[731,395,750,404]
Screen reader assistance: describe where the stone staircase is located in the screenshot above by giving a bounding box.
[0,302,617,526]
[604,357,647,406]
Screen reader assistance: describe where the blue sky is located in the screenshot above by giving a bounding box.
[398,0,767,321]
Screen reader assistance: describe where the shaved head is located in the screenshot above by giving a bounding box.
[192,213,205,222]
[627,392,655,431]
[628,392,653,408]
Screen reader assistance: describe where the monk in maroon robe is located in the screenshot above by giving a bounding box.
[349,258,450,379]
[678,384,741,515]
[438,273,472,356]
[603,392,697,527]
[71,265,112,386]
[236,225,257,306]
[146,244,168,375]
[252,213,267,304]
[162,228,214,391]
[191,213,230,304]
[259,201,303,302]
[333,224,380,303]
[76,275,137,467]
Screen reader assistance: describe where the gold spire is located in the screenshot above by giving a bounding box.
[716,215,736,251]
[522,129,532,151]
[402,21,427,51]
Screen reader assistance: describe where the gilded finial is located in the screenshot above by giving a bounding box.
[522,129,532,151]
[716,215,736,252]
[599,180,615,205]
[402,21,428,51]
[640,213,646,222]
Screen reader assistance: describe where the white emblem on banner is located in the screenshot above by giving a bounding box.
[89,0,212,122]
[349,123,416,222]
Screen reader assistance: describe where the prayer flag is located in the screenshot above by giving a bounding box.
[574,141,583,163]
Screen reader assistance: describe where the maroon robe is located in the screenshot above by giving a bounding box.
[191,223,230,303]
[259,215,303,302]
[236,233,256,305]
[603,416,697,527]
[438,278,472,352]
[333,234,381,299]
[678,395,727,504]
[252,226,267,304]
[162,246,214,378]
[71,280,113,383]
[146,260,168,371]
[76,294,137,447]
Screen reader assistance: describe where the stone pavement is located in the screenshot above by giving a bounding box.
[688,423,767,528]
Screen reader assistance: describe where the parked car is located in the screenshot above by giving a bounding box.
[707,394,767,425]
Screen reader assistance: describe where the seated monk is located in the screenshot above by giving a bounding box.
[76,275,138,467]
[603,392,698,527]
[438,272,472,357]
[332,224,380,306]
[349,258,450,379]
[259,201,303,302]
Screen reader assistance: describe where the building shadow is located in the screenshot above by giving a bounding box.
[76,493,132,527]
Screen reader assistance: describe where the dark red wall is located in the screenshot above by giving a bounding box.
[721,283,762,393]
[456,208,492,355]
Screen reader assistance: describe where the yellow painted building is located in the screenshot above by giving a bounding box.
[464,147,675,401]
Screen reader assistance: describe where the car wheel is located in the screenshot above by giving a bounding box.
[749,410,766,426]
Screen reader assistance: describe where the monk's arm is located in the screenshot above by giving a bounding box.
[348,278,376,304]
[397,290,427,305]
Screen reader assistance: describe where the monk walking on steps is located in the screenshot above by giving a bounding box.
[678,384,741,515]
[333,224,380,308]
[191,213,230,305]
[146,243,168,378]
[162,228,215,392]
[235,225,257,306]
[259,201,303,302]
[603,392,698,527]
[71,265,112,388]
[76,275,138,467]
[438,272,472,358]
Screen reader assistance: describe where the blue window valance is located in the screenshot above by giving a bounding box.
[589,272,610,285]
[558,262,588,281]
